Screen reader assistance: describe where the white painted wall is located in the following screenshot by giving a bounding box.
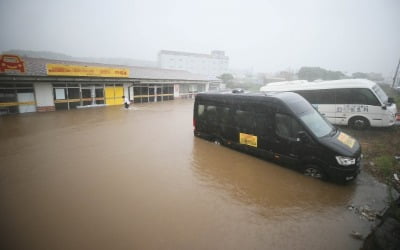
[34,83,54,107]
[17,93,36,113]
[123,83,130,100]
[174,84,180,98]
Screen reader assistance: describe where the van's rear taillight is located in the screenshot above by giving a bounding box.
[396,113,400,121]
[193,119,196,128]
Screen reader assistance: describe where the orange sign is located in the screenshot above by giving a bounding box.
[46,64,130,78]
[0,54,25,73]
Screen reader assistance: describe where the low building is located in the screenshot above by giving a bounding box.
[0,55,219,115]
[158,50,229,79]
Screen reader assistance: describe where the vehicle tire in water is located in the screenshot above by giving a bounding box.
[303,164,325,180]
[349,116,369,130]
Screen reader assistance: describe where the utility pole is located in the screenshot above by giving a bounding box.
[392,57,400,88]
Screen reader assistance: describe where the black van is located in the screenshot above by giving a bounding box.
[193,91,361,182]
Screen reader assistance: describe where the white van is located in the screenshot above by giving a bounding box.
[260,79,399,129]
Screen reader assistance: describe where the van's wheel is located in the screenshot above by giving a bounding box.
[303,164,325,180]
[212,138,222,145]
[349,116,369,130]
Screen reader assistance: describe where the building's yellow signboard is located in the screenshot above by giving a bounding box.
[46,64,130,78]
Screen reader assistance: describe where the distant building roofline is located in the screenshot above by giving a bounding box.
[159,50,229,60]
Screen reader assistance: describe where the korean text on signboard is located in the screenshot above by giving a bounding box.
[239,133,258,147]
[46,64,130,78]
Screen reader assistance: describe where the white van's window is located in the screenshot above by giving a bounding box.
[295,90,317,103]
[336,88,380,106]
[372,84,388,104]
[316,90,335,104]
[300,109,333,138]
[354,89,380,106]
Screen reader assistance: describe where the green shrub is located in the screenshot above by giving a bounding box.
[374,155,395,179]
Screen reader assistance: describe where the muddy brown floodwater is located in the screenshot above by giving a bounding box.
[0,99,389,250]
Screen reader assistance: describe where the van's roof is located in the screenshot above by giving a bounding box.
[196,91,313,115]
[260,79,377,92]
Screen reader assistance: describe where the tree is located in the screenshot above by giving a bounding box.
[298,67,346,81]
[278,70,296,81]
[352,72,384,82]
[218,73,234,88]
[325,71,346,80]
[352,72,369,79]
[297,67,326,81]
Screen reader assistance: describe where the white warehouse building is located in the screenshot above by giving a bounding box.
[158,50,229,79]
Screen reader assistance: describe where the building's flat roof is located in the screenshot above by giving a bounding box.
[0,56,216,81]
[159,50,229,60]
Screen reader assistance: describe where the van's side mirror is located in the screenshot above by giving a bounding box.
[297,131,309,143]
[388,97,394,104]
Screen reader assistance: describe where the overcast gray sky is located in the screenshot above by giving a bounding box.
[1,0,399,76]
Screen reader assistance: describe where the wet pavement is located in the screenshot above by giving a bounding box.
[0,99,389,250]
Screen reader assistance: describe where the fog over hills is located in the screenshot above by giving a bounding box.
[3,49,157,68]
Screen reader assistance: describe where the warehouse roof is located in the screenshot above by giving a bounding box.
[0,56,215,81]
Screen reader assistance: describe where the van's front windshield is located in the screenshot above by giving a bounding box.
[372,84,388,104]
[299,109,334,138]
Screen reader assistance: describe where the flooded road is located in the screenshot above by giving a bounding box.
[0,99,388,250]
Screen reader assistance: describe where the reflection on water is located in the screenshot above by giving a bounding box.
[191,138,356,217]
[0,100,388,250]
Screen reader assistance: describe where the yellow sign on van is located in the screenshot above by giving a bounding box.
[337,132,355,148]
[47,64,129,78]
[240,133,258,147]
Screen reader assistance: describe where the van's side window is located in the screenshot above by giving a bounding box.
[275,113,302,139]
[218,107,231,124]
[198,105,205,118]
[254,107,273,135]
[316,90,335,104]
[206,105,217,122]
[352,89,380,106]
[296,90,317,104]
[235,110,254,130]
[335,89,352,105]
[335,88,380,106]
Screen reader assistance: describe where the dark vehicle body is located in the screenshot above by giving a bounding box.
[193,92,361,182]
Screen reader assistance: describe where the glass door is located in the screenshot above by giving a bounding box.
[81,87,94,106]
[156,87,162,102]
[149,87,155,102]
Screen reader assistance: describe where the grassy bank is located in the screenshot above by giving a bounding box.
[343,125,400,184]
[342,85,400,184]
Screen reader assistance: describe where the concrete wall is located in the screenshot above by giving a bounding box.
[34,83,55,112]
